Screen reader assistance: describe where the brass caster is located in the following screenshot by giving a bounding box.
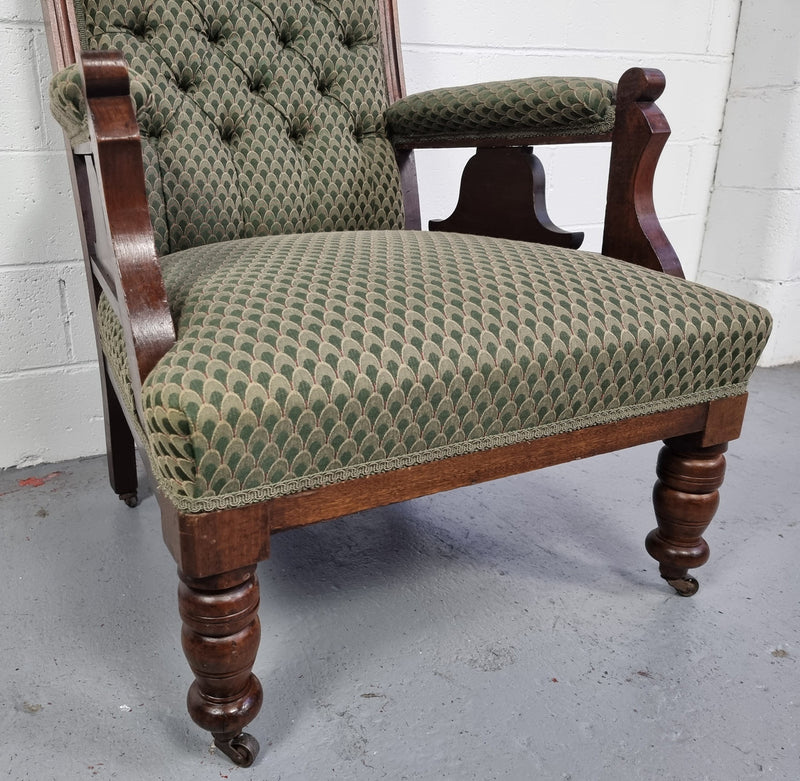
[666,575,699,597]
[118,492,138,508]
[214,732,260,767]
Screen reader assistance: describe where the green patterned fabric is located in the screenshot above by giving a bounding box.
[60,0,405,256]
[96,230,771,513]
[386,77,617,147]
[49,64,90,146]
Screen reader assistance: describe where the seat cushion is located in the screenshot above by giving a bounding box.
[98,230,771,513]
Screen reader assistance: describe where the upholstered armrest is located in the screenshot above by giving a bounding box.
[49,63,89,146]
[386,76,616,149]
[49,62,151,149]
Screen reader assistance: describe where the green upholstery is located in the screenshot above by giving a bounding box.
[97,230,771,513]
[62,0,406,256]
[49,64,90,146]
[50,2,772,516]
[386,77,617,146]
[49,2,622,256]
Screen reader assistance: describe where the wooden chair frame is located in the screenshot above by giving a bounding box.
[42,0,748,766]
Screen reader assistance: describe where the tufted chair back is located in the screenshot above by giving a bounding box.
[74,0,405,256]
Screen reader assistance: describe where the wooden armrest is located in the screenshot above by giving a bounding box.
[602,68,682,276]
[79,50,175,416]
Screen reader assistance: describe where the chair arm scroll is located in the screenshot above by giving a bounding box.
[78,51,175,418]
[602,68,682,277]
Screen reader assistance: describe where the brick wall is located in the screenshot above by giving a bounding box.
[0,0,758,468]
[699,0,800,366]
[1,0,106,468]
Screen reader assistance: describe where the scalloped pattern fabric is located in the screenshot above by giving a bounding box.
[48,63,90,145]
[68,0,404,256]
[386,77,617,146]
[96,230,771,513]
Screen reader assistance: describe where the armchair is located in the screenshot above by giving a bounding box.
[41,0,770,766]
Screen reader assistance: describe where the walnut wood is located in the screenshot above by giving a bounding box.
[80,51,176,417]
[702,392,748,447]
[429,146,584,247]
[646,434,728,590]
[41,0,80,69]
[397,149,422,230]
[178,567,263,750]
[602,68,682,276]
[100,355,138,502]
[378,1,422,230]
[161,499,271,581]
[377,0,406,105]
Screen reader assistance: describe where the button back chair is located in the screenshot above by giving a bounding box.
[42,0,771,766]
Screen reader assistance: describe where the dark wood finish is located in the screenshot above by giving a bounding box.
[378,0,422,230]
[702,392,748,446]
[429,146,584,247]
[602,68,683,276]
[397,148,422,230]
[646,435,728,595]
[179,566,263,766]
[41,0,79,69]
[100,356,138,506]
[161,500,271,581]
[41,0,754,765]
[80,51,176,415]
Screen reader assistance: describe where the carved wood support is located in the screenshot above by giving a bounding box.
[178,566,263,766]
[429,146,584,248]
[646,435,728,595]
[80,51,176,419]
[602,68,682,276]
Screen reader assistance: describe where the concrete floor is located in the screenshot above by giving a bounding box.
[1,365,798,781]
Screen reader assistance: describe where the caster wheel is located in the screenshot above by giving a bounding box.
[666,575,699,597]
[214,732,260,767]
[119,492,139,508]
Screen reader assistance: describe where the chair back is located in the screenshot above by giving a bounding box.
[74,0,405,255]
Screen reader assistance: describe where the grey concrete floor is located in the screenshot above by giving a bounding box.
[1,365,798,781]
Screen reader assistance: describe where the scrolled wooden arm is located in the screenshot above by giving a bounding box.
[79,50,175,418]
[602,67,683,277]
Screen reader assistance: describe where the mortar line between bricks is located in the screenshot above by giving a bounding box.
[0,361,98,381]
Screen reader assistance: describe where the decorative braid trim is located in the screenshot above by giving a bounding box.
[391,114,616,148]
[151,382,749,514]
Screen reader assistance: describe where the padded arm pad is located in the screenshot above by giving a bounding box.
[49,63,90,146]
[49,61,152,148]
[386,76,617,148]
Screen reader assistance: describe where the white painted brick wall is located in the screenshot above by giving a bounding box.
[0,0,773,468]
[1,1,105,468]
[698,0,800,366]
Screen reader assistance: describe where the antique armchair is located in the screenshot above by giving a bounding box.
[42,0,771,766]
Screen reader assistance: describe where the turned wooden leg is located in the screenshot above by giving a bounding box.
[645,435,728,596]
[179,566,263,766]
[100,358,138,507]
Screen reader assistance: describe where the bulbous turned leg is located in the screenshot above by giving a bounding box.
[645,435,728,596]
[178,566,263,766]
